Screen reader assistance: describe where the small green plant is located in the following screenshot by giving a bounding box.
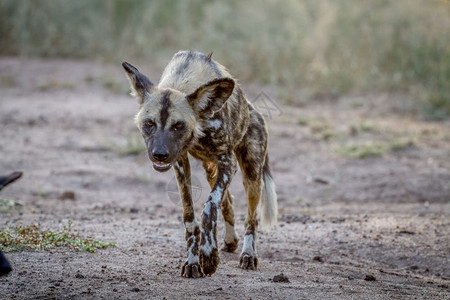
[0,198,21,212]
[389,137,416,151]
[37,80,75,91]
[309,121,330,134]
[357,121,376,133]
[309,121,337,141]
[37,190,49,198]
[0,75,17,87]
[297,118,309,126]
[337,142,386,158]
[110,134,146,156]
[422,90,450,120]
[0,221,115,253]
[337,135,418,159]
[98,76,128,94]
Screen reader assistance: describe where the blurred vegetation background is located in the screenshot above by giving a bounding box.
[1,0,449,119]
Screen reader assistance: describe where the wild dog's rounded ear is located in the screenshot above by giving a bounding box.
[122,61,153,104]
[187,78,235,118]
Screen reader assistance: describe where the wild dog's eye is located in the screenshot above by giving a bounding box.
[146,120,155,128]
[172,121,185,131]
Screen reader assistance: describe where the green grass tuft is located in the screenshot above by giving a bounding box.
[109,134,146,156]
[0,221,115,253]
[0,198,21,212]
[389,137,416,151]
[36,80,75,91]
[0,75,17,87]
[337,142,386,159]
[96,75,129,94]
[297,118,309,126]
[337,136,417,159]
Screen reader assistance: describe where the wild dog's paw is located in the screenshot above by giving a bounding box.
[221,237,239,253]
[199,221,220,275]
[181,262,204,278]
[199,247,220,276]
[239,253,258,270]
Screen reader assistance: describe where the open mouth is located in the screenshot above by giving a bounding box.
[152,161,172,172]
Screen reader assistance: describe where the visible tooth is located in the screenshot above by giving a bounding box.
[154,162,170,167]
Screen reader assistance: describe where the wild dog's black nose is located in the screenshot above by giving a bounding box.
[152,149,169,161]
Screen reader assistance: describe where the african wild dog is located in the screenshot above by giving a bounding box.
[122,51,277,277]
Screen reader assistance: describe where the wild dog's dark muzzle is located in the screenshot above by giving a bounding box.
[147,132,174,172]
[148,147,172,172]
[152,148,169,162]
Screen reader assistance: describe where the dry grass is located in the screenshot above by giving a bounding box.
[0,0,449,119]
[0,221,115,253]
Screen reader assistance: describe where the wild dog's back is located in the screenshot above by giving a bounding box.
[158,51,231,94]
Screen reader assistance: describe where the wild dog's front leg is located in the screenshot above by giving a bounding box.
[203,162,239,253]
[199,156,236,276]
[174,155,203,278]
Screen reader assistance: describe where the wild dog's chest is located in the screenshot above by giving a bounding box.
[189,120,231,161]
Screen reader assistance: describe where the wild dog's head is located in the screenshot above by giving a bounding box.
[122,62,234,172]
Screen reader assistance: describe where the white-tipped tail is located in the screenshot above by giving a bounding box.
[260,172,278,231]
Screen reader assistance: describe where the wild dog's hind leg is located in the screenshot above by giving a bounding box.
[238,177,261,270]
[203,161,239,252]
[175,155,203,278]
[236,115,268,270]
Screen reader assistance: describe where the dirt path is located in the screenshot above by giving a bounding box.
[1,58,449,299]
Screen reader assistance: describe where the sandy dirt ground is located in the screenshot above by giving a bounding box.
[0,58,449,299]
